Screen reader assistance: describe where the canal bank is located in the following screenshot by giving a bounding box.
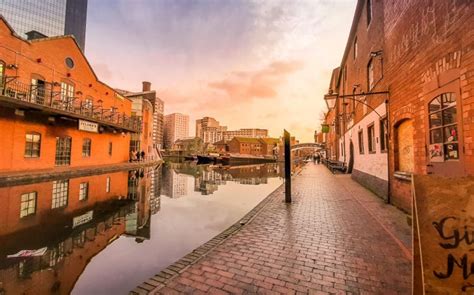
[132,163,411,294]
[0,160,162,187]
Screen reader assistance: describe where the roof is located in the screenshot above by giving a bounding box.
[214,139,228,145]
[231,137,262,144]
[259,138,280,145]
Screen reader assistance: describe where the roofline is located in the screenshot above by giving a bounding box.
[336,0,365,87]
[0,15,125,102]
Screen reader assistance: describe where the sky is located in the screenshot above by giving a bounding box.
[86,0,356,142]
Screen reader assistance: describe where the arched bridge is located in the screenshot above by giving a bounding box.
[291,143,324,151]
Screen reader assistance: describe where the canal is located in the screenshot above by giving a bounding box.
[0,162,283,294]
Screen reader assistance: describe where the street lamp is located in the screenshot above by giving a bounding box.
[324,93,338,109]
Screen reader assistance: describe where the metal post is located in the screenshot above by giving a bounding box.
[284,129,292,203]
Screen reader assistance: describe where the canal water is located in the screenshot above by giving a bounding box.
[0,162,283,294]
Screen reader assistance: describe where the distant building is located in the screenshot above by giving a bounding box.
[222,129,268,141]
[195,116,227,144]
[172,137,203,154]
[164,113,189,149]
[119,82,165,152]
[0,0,88,51]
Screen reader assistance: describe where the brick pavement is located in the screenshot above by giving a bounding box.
[135,163,412,294]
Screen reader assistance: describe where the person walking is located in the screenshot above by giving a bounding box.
[140,150,145,162]
[316,153,321,164]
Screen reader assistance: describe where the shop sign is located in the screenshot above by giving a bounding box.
[79,120,99,133]
[413,175,474,294]
[73,210,94,228]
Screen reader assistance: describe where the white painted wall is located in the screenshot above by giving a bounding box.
[338,103,388,181]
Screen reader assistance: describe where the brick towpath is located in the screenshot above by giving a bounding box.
[136,163,412,294]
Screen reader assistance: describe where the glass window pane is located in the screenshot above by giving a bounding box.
[430,128,443,144]
[444,126,458,142]
[429,96,442,112]
[442,107,457,125]
[429,113,442,128]
[442,93,456,108]
[444,143,459,160]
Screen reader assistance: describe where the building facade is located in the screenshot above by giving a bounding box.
[0,0,88,50]
[322,0,474,212]
[163,113,189,149]
[222,128,268,141]
[195,116,227,144]
[0,16,139,173]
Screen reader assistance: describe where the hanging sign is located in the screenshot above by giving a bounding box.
[79,120,98,133]
[321,124,330,133]
[413,175,474,294]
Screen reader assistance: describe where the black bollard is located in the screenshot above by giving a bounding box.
[284,129,291,203]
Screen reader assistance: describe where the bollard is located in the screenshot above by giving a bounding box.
[284,129,291,203]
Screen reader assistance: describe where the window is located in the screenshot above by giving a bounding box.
[429,93,459,161]
[31,77,46,104]
[380,117,388,152]
[368,59,374,90]
[52,180,69,208]
[20,192,37,218]
[358,130,365,154]
[55,137,72,166]
[60,82,74,110]
[0,60,4,88]
[65,57,75,69]
[79,182,89,201]
[82,138,91,157]
[353,37,358,60]
[367,0,372,26]
[368,124,376,153]
[108,142,113,156]
[106,177,111,193]
[25,132,41,158]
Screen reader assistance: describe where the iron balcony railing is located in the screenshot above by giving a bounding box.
[0,77,141,133]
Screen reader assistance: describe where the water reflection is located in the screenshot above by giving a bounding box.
[0,163,282,294]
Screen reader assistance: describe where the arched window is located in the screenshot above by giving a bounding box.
[428,93,458,161]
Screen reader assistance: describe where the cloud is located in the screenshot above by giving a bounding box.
[208,60,303,101]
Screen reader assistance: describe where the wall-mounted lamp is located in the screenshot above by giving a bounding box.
[6,64,18,69]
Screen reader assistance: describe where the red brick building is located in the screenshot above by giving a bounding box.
[0,16,140,174]
[322,0,474,212]
[228,137,263,156]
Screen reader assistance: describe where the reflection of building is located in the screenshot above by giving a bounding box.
[161,166,188,198]
[0,17,139,174]
[0,0,88,50]
[0,172,134,294]
[164,113,189,149]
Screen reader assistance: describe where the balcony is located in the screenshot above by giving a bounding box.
[0,77,141,133]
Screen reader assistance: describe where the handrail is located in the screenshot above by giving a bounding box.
[0,77,141,132]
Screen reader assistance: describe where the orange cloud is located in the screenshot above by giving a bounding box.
[208,60,303,101]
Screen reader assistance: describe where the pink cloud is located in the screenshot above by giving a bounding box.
[208,60,303,101]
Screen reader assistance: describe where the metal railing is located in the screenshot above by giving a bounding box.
[0,77,141,132]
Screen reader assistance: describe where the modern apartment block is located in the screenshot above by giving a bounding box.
[164,113,189,149]
[195,116,227,144]
[0,0,88,50]
[222,128,268,141]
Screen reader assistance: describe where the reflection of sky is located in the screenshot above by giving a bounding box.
[72,174,282,294]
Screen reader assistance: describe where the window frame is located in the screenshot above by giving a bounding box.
[20,192,37,218]
[367,0,373,26]
[367,123,376,153]
[368,58,374,90]
[52,180,69,209]
[79,182,89,201]
[82,138,91,157]
[358,130,365,154]
[25,132,42,158]
[353,37,358,60]
[106,176,111,193]
[55,136,72,166]
[0,60,6,89]
[428,92,459,161]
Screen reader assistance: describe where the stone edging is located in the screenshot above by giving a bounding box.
[0,160,162,187]
[130,183,285,295]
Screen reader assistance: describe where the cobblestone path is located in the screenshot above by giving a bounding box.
[139,164,412,295]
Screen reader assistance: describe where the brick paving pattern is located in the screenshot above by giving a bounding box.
[142,164,412,294]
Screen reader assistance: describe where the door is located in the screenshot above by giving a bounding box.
[397,120,414,173]
[347,140,354,173]
[31,78,46,104]
[55,137,72,166]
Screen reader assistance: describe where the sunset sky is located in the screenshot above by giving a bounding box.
[86,0,356,142]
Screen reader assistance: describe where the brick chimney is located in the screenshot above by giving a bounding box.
[142,81,151,92]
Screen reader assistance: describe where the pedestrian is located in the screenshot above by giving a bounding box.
[130,150,135,162]
[135,150,140,161]
[316,153,321,164]
[140,150,145,161]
